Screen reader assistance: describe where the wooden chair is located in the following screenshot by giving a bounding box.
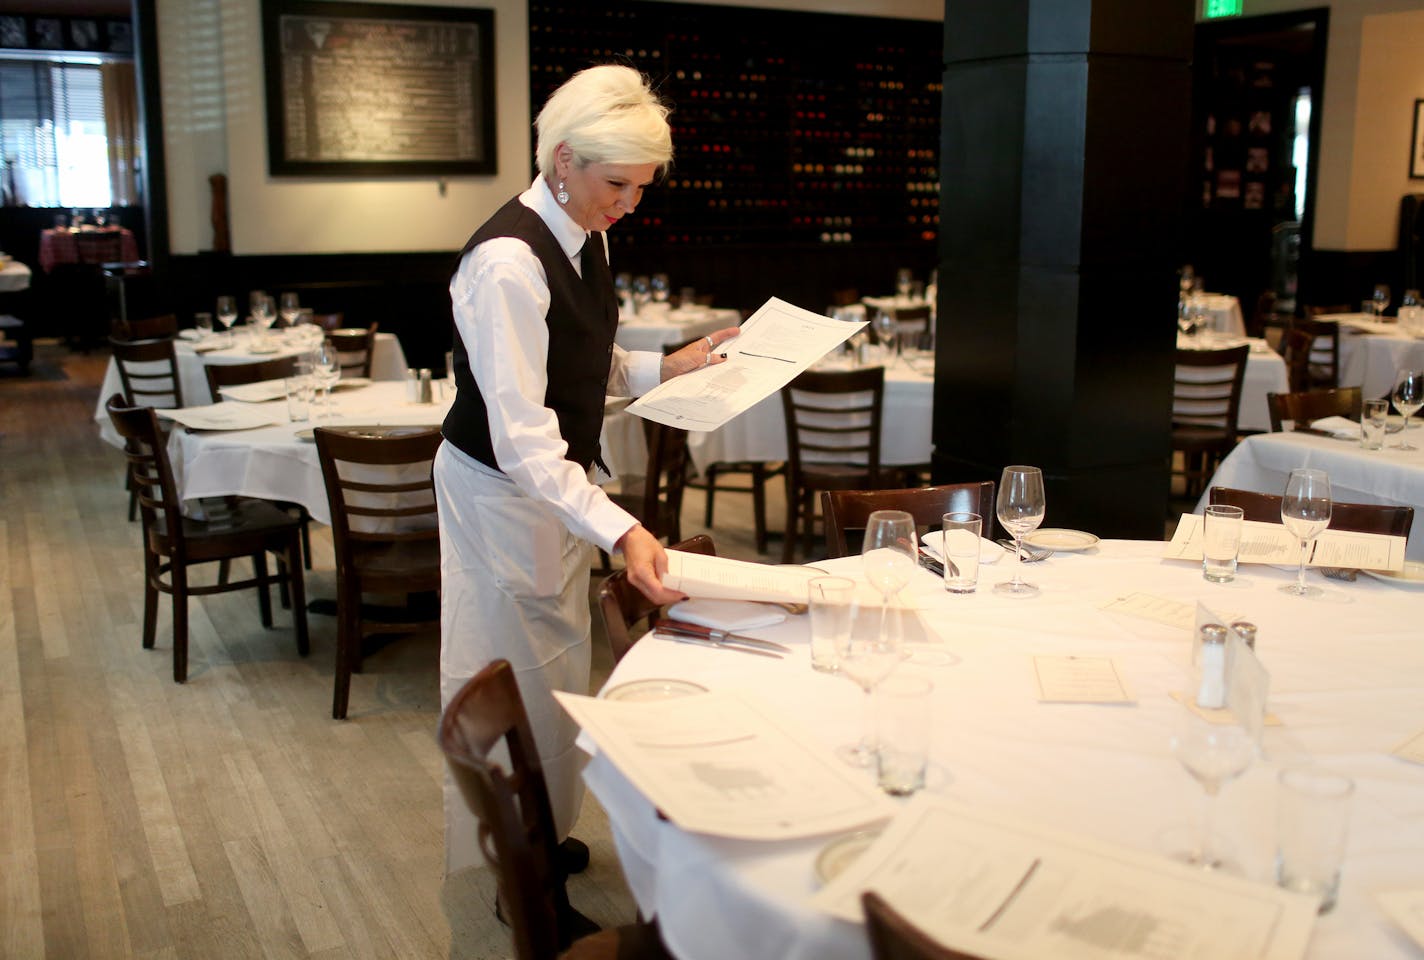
[112,312,178,342]
[863,892,985,960]
[104,394,308,683]
[203,356,300,403]
[597,534,716,664]
[690,459,782,554]
[1171,344,1249,500]
[327,325,379,379]
[438,660,673,960]
[608,419,692,546]
[781,367,887,562]
[889,304,932,349]
[1265,387,1363,433]
[1286,315,1340,390]
[110,336,185,410]
[1208,486,1413,540]
[310,312,346,331]
[822,482,996,559]
[314,425,442,719]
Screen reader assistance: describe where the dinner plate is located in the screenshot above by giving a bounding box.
[247,343,281,355]
[601,678,708,702]
[1360,561,1424,589]
[814,829,882,886]
[294,428,316,442]
[1023,528,1099,551]
[331,377,371,390]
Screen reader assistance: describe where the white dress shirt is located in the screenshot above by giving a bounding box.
[449,177,661,552]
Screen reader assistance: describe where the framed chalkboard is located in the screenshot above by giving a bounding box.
[262,0,495,176]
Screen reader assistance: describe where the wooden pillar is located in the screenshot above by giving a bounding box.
[932,0,1194,539]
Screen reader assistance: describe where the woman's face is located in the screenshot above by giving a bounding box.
[557,158,659,233]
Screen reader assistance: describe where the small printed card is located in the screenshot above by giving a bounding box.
[1032,656,1135,704]
[1391,730,1424,766]
[1101,592,1240,631]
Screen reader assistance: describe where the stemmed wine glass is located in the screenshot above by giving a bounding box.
[995,465,1046,597]
[251,293,275,346]
[279,292,301,332]
[1280,468,1331,598]
[1371,284,1391,319]
[862,510,916,647]
[1393,369,1424,450]
[873,309,898,358]
[1169,708,1256,869]
[311,341,341,417]
[650,273,670,304]
[834,620,901,767]
[215,295,238,342]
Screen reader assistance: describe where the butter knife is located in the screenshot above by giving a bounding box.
[651,618,792,655]
[654,630,784,659]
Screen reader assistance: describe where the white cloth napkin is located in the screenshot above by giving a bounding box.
[665,599,786,631]
[918,533,1005,565]
[1309,416,1361,439]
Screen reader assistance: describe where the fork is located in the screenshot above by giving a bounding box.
[996,538,1052,562]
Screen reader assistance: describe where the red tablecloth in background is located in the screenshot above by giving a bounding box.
[38,227,139,273]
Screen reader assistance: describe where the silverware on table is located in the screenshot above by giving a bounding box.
[651,618,791,658]
[917,547,958,579]
[1320,566,1359,582]
[996,538,1052,562]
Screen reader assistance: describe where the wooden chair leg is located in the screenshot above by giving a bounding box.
[300,515,312,570]
[172,564,189,683]
[781,476,799,564]
[332,584,359,719]
[142,550,159,650]
[703,464,718,526]
[751,464,768,554]
[253,552,273,628]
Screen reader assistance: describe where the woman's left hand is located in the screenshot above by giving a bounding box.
[660,327,741,382]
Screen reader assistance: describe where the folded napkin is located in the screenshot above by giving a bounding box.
[1309,416,1360,439]
[178,329,202,341]
[665,599,786,631]
[918,532,1005,565]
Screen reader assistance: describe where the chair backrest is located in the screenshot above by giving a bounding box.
[781,366,886,481]
[1265,387,1363,433]
[1286,316,1339,390]
[863,892,985,960]
[113,312,178,342]
[1171,344,1250,433]
[75,230,123,264]
[313,426,442,573]
[822,482,996,558]
[597,534,715,664]
[438,659,572,960]
[1246,289,1277,339]
[104,394,184,537]
[327,325,379,378]
[109,336,185,409]
[893,304,932,337]
[204,356,300,403]
[306,312,346,331]
[1208,486,1414,540]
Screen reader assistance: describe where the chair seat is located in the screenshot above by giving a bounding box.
[1169,424,1235,451]
[151,496,304,561]
[350,538,442,585]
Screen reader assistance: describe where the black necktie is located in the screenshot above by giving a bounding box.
[580,234,615,477]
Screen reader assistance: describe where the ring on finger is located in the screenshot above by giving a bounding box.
[704,335,714,350]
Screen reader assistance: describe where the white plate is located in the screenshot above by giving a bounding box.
[331,377,371,390]
[601,678,707,702]
[247,343,281,355]
[1360,561,1424,589]
[814,829,882,886]
[1023,528,1099,551]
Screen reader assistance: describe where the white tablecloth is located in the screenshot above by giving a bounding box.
[615,305,740,353]
[94,329,408,448]
[687,356,934,471]
[1188,293,1245,337]
[1337,328,1424,400]
[1198,429,1424,560]
[583,540,1424,960]
[0,260,33,292]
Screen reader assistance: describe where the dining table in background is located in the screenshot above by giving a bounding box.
[93,327,410,448]
[615,303,741,353]
[583,540,1424,960]
[1176,333,1290,433]
[0,258,33,292]
[1314,314,1424,400]
[1200,427,1424,561]
[1187,292,1245,337]
[38,226,140,272]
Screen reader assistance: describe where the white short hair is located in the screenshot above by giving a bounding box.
[535,65,673,177]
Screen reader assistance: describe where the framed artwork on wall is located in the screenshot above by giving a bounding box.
[262,0,496,177]
[1412,99,1424,179]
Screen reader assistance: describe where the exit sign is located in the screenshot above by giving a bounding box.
[1204,0,1243,17]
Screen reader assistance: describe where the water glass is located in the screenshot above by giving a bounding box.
[1202,504,1244,583]
[808,576,856,674]
[1361,398,1388,451]
[193,312,213,338]
[285,375,311,422]
[940,512,981,593]
[1276,767,1353,913]
[874,673,933,796]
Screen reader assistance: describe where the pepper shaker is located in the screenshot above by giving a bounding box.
[1229,620,1257,652]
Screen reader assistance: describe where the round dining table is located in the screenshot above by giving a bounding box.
[581,541,1424,960]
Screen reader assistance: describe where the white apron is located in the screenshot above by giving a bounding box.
[434,443,594,874]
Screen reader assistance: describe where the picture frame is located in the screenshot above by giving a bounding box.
[262,0,496,177]
[1412,99,1424,179]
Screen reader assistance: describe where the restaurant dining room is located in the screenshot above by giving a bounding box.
[3,0,1424,958]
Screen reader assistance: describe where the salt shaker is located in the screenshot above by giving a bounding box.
[1196,623,1228,709]
[1229,620,1257,652]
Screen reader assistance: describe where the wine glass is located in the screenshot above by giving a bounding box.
[215,295,238,341]
[251,293,276,346]
[862,510,916,646]
[834,623,901,767]
[1280,468,1331,597]
[1393,369,1424,450]
[995,465,1046,597]
[1169,709,1256,869]
[311,341,341,417]
[873,309,898,357]
[279,292,301,331]
[1371,284,1391,319]
[650,273,670,304]
[632,275,651,311]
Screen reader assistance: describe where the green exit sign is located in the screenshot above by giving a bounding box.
[1204,0,1243,17]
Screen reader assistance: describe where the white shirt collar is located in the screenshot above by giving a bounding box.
[520,176,590,263]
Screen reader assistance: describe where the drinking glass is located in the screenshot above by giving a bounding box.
[312,341,341,417]
[632,275,651,311]
[1371,284,1391,318]
[216,295,238,340]
[873,309,898,356]
[1170,709,1256,869]
[251,293,275,344]
[1393,369,1424,450]
[650,273,670,303]
[895,267,913,299]
[1280,468,1331,597]
[995,465,1046,597]
[834,618,901,767]
[279,292,301,331]
[862,510,916,645]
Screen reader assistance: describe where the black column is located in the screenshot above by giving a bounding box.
[932,0,1193,539]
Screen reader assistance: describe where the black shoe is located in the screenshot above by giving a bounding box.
[557,837,590,875]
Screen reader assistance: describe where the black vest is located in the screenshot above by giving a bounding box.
[442,197,618,472]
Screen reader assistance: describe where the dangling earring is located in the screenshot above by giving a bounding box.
[556,181,569,205]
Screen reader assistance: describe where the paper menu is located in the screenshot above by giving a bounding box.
[663,550,881,606]
[155,403,286,431]
[812,795,1318,960]
[1032,656,1134,704]
[628,297,865,431]
[1166,514,1405,572]
[555,690,894,840]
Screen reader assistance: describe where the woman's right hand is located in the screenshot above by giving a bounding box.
[616,524,686,605]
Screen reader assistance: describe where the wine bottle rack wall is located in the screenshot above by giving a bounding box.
[529,2,941,253]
